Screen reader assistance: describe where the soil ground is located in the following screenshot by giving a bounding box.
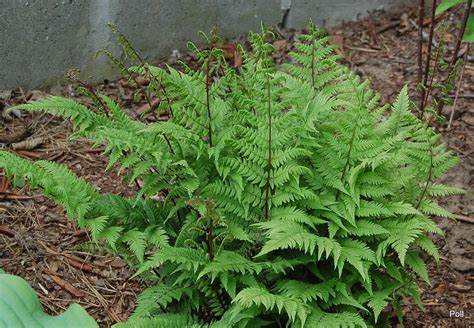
[0,4,472,327]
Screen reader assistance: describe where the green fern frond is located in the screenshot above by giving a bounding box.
[114,314,198,328]
[366,289,393,323]
[413,235,440,263]
[418,199,454,218]
[382,220,423,265]
[198,251,262,281]
[0,151,97,223]
[132,285,187,318]
[356,201,393,218]
[14,96,108,134]
[426,183,466,197]
[405,251,431,285]
[233,287,309,324]
[136,247,208,276]
[304,307,367,328]
[120,229,147,263]
[349,220,388,237]
[276,279,336,303]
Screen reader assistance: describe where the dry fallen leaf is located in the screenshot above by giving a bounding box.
[110,258,127,269]
[135,98,160,117]
[329,34,344,55]
[221,42,236,60]
[273,39,288,52]
[219,42,243,68]
[134,76,149,86]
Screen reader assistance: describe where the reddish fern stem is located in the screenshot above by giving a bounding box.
[449,0,472,72]
[162,135,175,155]
[132,59,176,155]
[122,45,159,120]
[417,0,425,85]
[416,147,433,209]
[143,65,175,119]
[420,0,437,116]
[74,79,110,117]
[336,117,357,200]
[422,40,442,114]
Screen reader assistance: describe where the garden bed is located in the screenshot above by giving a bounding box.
[0,4,472,327]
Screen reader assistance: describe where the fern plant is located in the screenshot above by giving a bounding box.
[0,23,465,327]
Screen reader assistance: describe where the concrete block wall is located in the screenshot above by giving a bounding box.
[0,0,407,89]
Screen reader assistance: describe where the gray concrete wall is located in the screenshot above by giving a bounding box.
[0,0,407,89]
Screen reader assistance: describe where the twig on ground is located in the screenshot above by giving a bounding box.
[346,46,380,53]
[423,302,444,306]
[367,14,381,48]
[0,174,8,192]
[48,274,86,298]
[456,214,474,224]
[376,20,400,34]
[13,149,44,159]
[83,147,106,153]
[79,272,124,323]
[37,293,62,314]
[72,228,89,238]
[0,225,14,237]
[448,93,474,98]
[37,282,49,296]
[63,256,95,273]
[0,192,43,201]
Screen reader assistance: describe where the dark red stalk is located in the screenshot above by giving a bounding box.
[416,147,433,209]
[143,65,175,119]
[422,41,442,111]
[74,79,110,117]
[449,0,472,72]
[420,0,437,116]
[417,0,425,85]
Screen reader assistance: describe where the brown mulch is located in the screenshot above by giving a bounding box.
[0,112,141,326]
[1,4,473,328]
